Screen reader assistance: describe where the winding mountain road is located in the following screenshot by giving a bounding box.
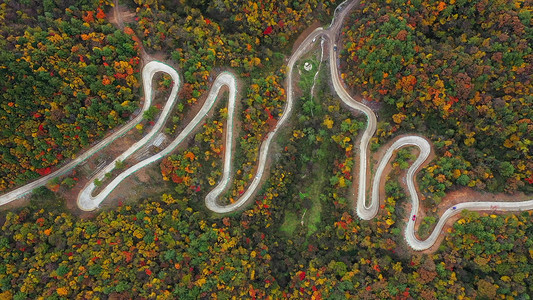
[0,62,177,207]
[78,69,237,211]
[1,0,532,250]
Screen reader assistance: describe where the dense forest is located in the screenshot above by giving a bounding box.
[340,0,532,205]
[0,0,141,191]
[0,0,532,298]
[1,78,532,296]
[124,0,339,202]
[1,129,532,298]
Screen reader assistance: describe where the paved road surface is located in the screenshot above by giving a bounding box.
[79,70,236,211]
[1,0,532,251]
[0,61,177,206]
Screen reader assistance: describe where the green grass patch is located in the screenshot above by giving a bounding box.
[283,166,326,238]
[304,169,325,237]
[297,56,320,94]
[280,211,299,236]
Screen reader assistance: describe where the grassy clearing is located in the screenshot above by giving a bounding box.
[280,168,325,237]
[281,211,299,235]
[305,171,325,236]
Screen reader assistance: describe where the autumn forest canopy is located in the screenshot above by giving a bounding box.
[0,0,141,190]
[0,0,532,299]
[341,0,532,203]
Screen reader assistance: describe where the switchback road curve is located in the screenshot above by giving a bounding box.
[79,69,238,211]
[1,0,532,251]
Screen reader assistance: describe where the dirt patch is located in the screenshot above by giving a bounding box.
[108,0,135,30]
[0,196,31,213]
[145,51,168,63]
[136,167,152,183]
[94,130,142,166]
[95,163,174,213]
[66,128,141,184]
[292,20,323,54]
[441,187,530,206]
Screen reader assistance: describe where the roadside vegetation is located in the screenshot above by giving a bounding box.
[125,0,340,205]
[0,0,531,298]
[0,0,141,192]
[340,0,532,206]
